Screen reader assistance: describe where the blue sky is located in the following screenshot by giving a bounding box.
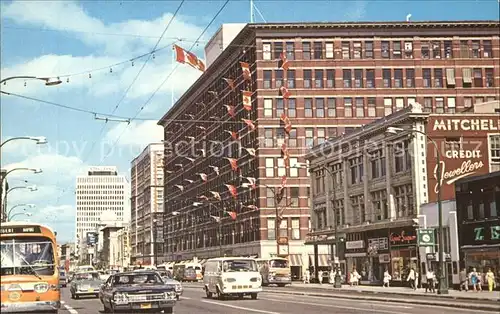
[1,0,498,243]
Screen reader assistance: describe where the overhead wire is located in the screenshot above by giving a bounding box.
[99,0,231,164]
[81,0,186,164]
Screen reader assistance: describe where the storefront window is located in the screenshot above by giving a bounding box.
[465,249,500,278]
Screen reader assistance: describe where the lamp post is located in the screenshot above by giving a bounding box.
[386,126,448,294]
[261,184,292,258]
[9,212,32,221]
[1,76,62,91]
[153,218,158,268]
[1,136,48,148]
[7,203,35,220]
[6,185,38,196]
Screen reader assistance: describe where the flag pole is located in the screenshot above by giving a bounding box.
[171,48,175,105]
[250,0,254,23]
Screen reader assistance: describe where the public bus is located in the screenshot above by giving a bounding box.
[256,257,292,287]
[0,222,61,313]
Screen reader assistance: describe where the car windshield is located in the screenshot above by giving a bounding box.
[0,237,55,276]
[114,273,163,285]
[270,259,289,268]
[75,272,100,281]
[222,259,258,272]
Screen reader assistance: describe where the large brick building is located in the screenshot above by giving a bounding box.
[157,21,499,276]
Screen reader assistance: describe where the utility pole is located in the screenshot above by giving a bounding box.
[153,218,158,268]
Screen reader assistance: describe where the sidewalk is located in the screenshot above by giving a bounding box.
[289,282,500,301]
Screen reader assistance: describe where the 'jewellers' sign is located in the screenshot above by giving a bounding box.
[433,160,485,194]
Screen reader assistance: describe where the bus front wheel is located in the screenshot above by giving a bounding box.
[251,293,258,300]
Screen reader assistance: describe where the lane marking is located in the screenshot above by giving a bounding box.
[61,301,78,314]
[201,300,281,314]
[259,296,401,314]
[180,296,192,300]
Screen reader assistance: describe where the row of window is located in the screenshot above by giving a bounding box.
[262,67,495,89]
[262,39,494,61]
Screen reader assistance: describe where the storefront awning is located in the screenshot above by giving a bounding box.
[309,254,329,268]
[289,254,303,266]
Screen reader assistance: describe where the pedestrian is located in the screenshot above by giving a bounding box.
[407,267,416,290]
[459,268,468,291]
[318,270,323,284]
[469,268,482,292]
[485,268,496,292]
[383,269,391,287]
[425,269,435,293]
[350,268,360,286]
[329,268,335,284]
[304,269,310,284]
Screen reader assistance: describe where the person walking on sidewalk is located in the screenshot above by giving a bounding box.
[459,268,468,291]
[383,269,391,287]
[470,268,482,292]
[303,269,310,284]
[425,269,435,293]
[350,268,360,286]
[407,267,416,290]
[485,268,496,292]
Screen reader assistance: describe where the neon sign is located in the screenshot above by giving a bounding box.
[390,231,416,244]
[433,160,484,193]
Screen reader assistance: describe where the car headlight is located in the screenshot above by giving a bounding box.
[224,278,236,283]
[250,277,261,282]
[113,292,129,304]
[163,291,176,299]
[34,283,49,293]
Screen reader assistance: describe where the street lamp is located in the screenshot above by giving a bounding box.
[152,218,158,268]
[1,136,47,148]
[9,212,32,221]
[386,126,448,294]
[6,185,38,196]
[296,162,342,288]
[7,203,35,219]
[1,76,62,87]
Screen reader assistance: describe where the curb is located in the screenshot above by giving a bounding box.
[262,289,500,312]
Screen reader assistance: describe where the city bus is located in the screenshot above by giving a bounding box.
[256,257,292,287]
[1,222,61,313]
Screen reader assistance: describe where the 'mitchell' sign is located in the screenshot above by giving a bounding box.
[426,115,497,202]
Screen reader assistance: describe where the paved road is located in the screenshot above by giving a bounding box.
[58,286,496,314]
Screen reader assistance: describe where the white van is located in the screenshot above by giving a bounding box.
[203,257,262,300]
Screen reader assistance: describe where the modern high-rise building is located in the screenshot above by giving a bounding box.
[75,166,130,249]
[157,21,499,278]
[130,143,164,266]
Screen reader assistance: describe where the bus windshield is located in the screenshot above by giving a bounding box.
[1,237,55,276]
[270,259,289,268]
[222,259,258,272]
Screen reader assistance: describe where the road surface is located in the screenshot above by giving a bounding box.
[58,285,496,313]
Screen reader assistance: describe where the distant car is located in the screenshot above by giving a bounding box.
[160,272,183,300]
[70,271,103,299]
[59,270,68,287]
[99,271,176,313]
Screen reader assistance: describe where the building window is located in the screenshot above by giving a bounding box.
[354,69,363,88]
[446,68,456,87]
[349,156,363,184]
[445,137,462,152]
[263,70,272,89]
[393,41,402,58]
[483,40,492,58]
[317,128,326,145]
[424,97,433,112]
[326,69,335,88]
[381,41,390,58]
[435,97,444,113]
[286,42,295,60]
[315,69,324,88]
[447,97,456,113]
[276,128,286,147]
[264,129,273,147]
[353,42,362,59]
[464,97,473,109]
[267,218,275,240]
[365,41,374,58]
[291,218,300,239]
[395,97,404,111]
[423,68,431,88]
[303,70,312,88]
[355,98,364,117]
[342,42,350,59]
[343,69,352,88]
[351,194,365,224]
[344,98,353,117]
[305,128,314,148]
[290,157,298,177]
[316,98,325,118]
[325,42,334,59]
[472,40,480,58]
[473,68,483,87]
[265,158,274,177]
[288,129,297,147]
[394,140,411,173]
[366,69,375,88]
[367,97,376,117]
[460,40,469,58]
[288,99,296,117]
[384,98,393,115]
[327,98,336,117]
[275,70,283,88]
[394,184,414,218]
[276,99,284,117]
[394,69,403,88]
[372,190,388,221]
[383,69,391,88]
[277,158,286,177]
[304,98,313,117]
[485,68,494,87]
[264,98,273,117]
[489,135,500,172]
[406,69,415,88]
[263,43,272,60]
[287,70,295,88]
[421,43,430,59]
[444,40,453,58]
[274,42,283,59]
[434,69,443,88]
[327,127,337,139]
[404,41,413,58]
[302,42,311,60]
[314,42,323,59]
[370,148,386,179]
[432,42,441,58]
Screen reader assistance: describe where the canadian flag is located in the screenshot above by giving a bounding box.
[245,177,257,189]
[209,191,221,201]
[225,157,238,172]
[278,51,290,70]
[224,211,237,220]
[173,44,205,72]
[224,130,239,141]
[224,105,236,118]
[279,86,291,99]
[241,119,256,131]
[280,113,292,134]
[242,90,252,111]
[243,147,256,157]
[174,185,184,192]
[209,165,220,175]
[281,143,290,167]
[246,205,259,211]
[198,195,209,201]
[225,184,238,199]
[240,62,251,80]
[223,78,235,90]
[197,173,208,182]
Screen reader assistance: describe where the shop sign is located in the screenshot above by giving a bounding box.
[368,237,389,250]
[390,230,416,245]
[346,240,364,250]
[474,225,500,241]
[378,254,390,263]
[433,160,485,193]
[418,229,435,246]
[432,118,499,132]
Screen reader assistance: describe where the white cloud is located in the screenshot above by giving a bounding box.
[344,1,367,21]
[104,120,163,148]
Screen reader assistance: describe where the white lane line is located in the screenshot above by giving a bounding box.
[259,297,401,314]
[180,296,192,300]
[201,300,281,314]
[61,301,78,314]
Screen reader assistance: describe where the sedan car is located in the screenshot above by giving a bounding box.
[70,271,103,299]
[161,274,183,300]
[99,271,176,313]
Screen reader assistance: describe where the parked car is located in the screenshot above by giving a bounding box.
[70,271,103,299]
[59,270,68,287]
[160,272,183,300]
[99,271,176,313]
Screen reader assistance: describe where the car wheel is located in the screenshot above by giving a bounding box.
[103,305,111,313]
[251,293,258,300]
[74,294,79,299]
[70,292,75,299]
[216,287,224,300]
[205,289,212,299]
[164,308,173,314]
[176,295,180,300]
